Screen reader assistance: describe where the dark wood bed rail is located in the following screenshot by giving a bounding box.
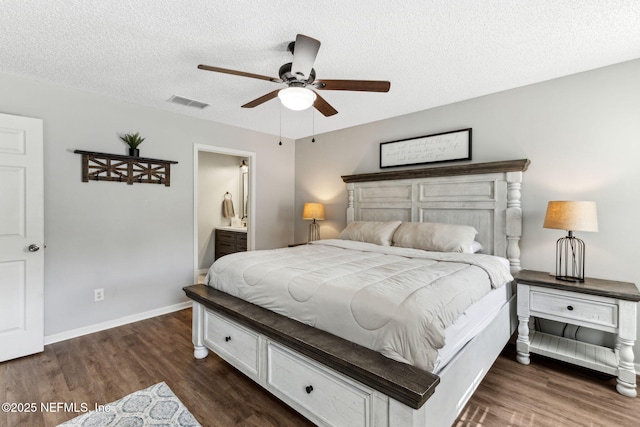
[184,284,439,409]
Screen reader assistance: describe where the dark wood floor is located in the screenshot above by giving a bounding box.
[1,309,638,427]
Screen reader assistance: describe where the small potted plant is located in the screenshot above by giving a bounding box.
[119,132,145,157]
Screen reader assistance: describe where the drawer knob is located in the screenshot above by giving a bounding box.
[225,336,231,342]
[567,306,574,311]
[305,385,314,394]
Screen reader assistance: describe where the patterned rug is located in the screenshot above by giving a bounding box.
[57,382,201,427]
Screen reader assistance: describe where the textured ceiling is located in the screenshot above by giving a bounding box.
[2,1,640,139]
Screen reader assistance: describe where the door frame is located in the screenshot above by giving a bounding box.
[193,144,256,283]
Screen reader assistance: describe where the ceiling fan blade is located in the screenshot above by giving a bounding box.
[198,64,282,83]
[313,92,338,117]
[241,89,281,108]
[291,34,321,81]
[313,79,390,92]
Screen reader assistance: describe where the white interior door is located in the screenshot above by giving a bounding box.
[0,113,44,362]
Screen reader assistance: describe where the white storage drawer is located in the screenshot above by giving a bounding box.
[267,343,373,427]
[204,309,259,376]
[530,290,618,329]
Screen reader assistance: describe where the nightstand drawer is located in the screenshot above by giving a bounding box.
[530,290,618,329]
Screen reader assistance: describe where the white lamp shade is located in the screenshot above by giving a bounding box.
[543,201,598,232]
[278,87,317,111]
[302,202,325,220]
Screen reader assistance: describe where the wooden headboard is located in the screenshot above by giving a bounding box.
[342,159,530,273]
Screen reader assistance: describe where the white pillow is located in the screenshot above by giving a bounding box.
[392,222,478,253]
[469,241,484,253]
[338,221,402,246]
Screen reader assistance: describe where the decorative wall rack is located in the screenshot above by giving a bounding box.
[74,150,178,186]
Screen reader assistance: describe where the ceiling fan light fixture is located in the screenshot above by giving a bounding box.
[278,87,316,111]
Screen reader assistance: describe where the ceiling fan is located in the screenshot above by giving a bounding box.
[198,34,390,117]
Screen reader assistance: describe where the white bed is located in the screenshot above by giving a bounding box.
[186,159,530,427]
[205,238,513,373]
[435,278,511,374]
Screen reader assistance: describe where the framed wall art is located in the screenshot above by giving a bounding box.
[379,128,472,168]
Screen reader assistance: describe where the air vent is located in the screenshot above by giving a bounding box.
[167,95,209,109]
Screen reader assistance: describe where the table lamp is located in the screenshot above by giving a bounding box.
[543,201,598,282]
[302,202,325,241]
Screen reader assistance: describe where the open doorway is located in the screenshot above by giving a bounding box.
[193,144,256,283]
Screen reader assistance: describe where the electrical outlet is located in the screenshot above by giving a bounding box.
[94,288,104,302]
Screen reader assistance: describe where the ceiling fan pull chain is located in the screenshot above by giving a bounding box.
[312,108,316,143]
[278,104,283,146]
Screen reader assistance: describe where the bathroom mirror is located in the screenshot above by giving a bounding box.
[239,159,249,224]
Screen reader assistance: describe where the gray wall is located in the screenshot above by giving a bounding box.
[0,72,295,336]
[294,58,640,358]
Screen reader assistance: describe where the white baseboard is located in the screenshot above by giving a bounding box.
[44,301,193,346]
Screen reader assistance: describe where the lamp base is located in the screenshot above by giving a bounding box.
[308,221,320,242]
[555,233,585,283]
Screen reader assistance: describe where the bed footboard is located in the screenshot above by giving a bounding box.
[185,284,516,427]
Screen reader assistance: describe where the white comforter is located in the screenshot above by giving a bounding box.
[205,239,513,371]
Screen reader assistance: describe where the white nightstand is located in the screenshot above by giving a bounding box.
[515,269,640,398]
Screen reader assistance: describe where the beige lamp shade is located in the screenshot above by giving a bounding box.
[543,201,598,232]
[302,203,325,220]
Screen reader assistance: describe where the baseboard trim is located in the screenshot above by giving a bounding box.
[44,301,193,346]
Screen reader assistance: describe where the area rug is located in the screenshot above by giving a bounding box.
[57,382,202,426]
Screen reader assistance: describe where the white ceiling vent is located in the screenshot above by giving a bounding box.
[167,95,209,109]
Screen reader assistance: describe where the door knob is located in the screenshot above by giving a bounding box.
[28,244,40,252]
